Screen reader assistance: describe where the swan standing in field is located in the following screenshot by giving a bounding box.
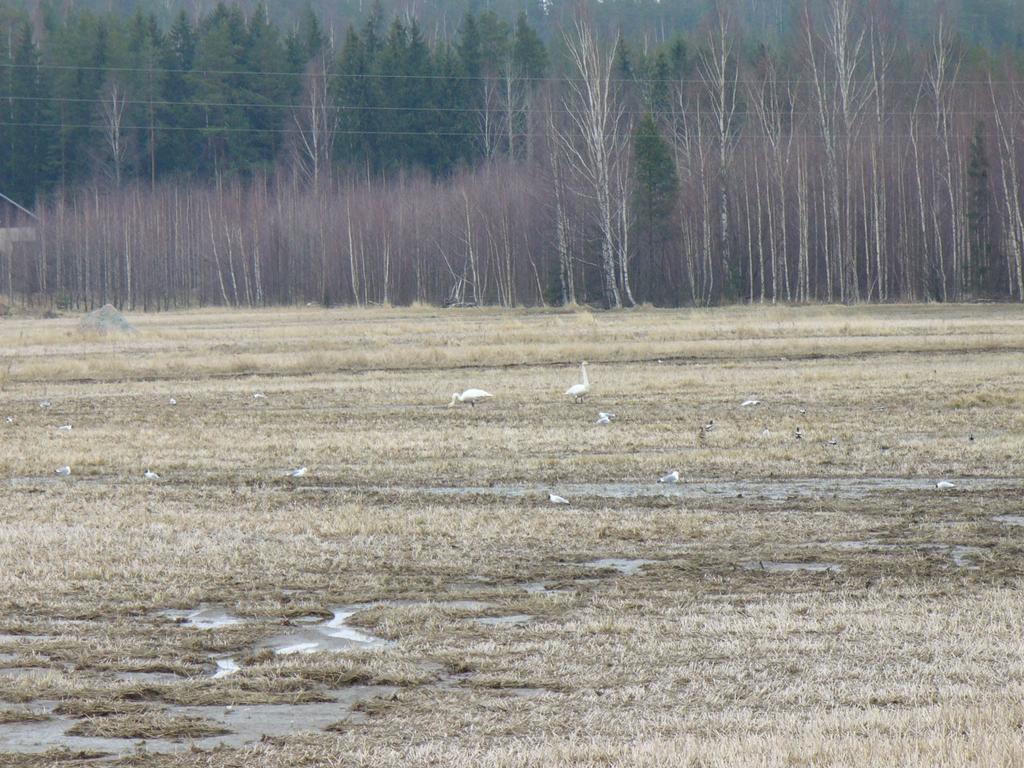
[448,389,494,407]
[565,362,591,403]
[936,480,956,490]
[56,424,72,431]
[658,470,681,484]
[55,465,71,476]
[595,411,616,425]
[144,469,161,480]
[286,466,308,478]
[548,492,570,505]
[168,397,177,405]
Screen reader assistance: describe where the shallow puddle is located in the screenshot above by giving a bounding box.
[581,558,655,576]
[157,605,243,630]
[518,581,573,594]
[353,477,1015,502]
[0,686,395,756]
[0,667,61,680]
[260,607,389,655]
[504,687,558,698]
[212,658,239,679]
[744,561,842,573]
[113,671,184,684]
[432,600,494,611]
[914,543,986,568]
[825,541,902,551]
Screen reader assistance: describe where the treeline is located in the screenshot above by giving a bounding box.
[0,2,551,196]
[4,0,1024,48]
[4,1,1024,307]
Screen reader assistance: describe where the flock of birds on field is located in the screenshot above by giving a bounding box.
[6,359,965,498]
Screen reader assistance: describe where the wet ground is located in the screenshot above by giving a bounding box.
[0,685,395,756]
[1,477,1020,760]
[8,475,1021,499]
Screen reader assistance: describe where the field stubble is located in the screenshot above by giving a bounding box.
[1,304,1023,766]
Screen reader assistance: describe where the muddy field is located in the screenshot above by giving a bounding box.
[1,304,1023,767]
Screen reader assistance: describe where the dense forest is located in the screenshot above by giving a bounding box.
[2,0,1024,308]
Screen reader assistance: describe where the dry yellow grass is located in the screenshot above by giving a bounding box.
[1,304,1023,767]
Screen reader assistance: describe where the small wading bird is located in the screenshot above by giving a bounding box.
[144,469,160,480]
[659,470,681,484]
[55,465,71,476]
[449,389,494,407]
[548,492,570,505]
[287,466,308,478]
[565,362,591,403]
[794,427,804,440]
[936,480,956,490]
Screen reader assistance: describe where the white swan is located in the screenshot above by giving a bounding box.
[548,492,570,505]
[144,469,161,480]
[449,389,494,407]
[741,399,761,407]
[565,362,591,403]
[55,465,71,476]
[658,470,680,484]
[287,466,308,478]
[936,480,956,490]
[57,424,72,431]
[168,397,177,406]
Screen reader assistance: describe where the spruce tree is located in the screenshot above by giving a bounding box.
[632,113,678,303]
[157,11,199,176]
[9,23,57,204]
[512,11,547,80]
[967,120,992,295]
[335,24,379,168]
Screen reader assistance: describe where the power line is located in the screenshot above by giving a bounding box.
[3,59,1024,87]
[0,117,1004,142]
[4,90,1024,119]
